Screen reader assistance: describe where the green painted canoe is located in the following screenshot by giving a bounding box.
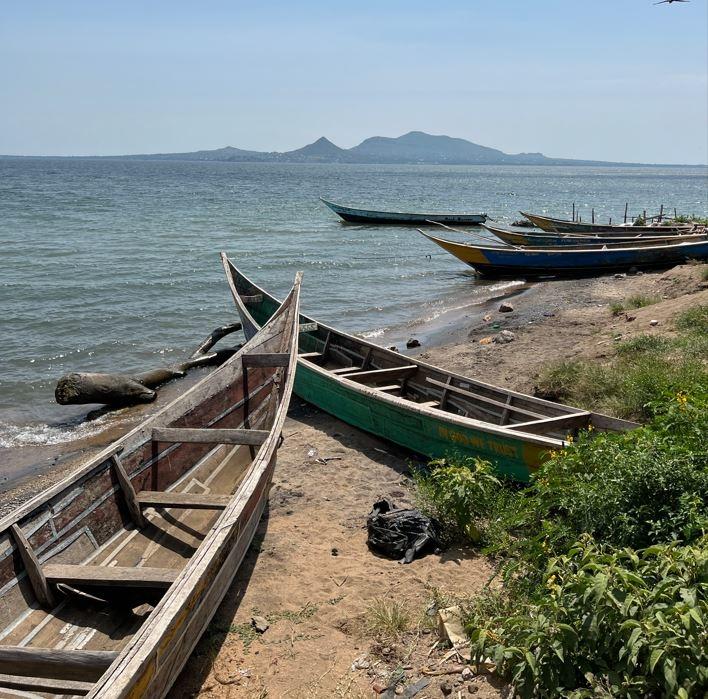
[221,254,636,482]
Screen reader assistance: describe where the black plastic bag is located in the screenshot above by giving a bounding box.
[366,499,441,563]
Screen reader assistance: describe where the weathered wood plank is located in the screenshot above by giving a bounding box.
[242,352,290,367]
[374,384,402,392]
[298,352,324,361]
[0,673,94,695]
[9,524,55,608]
[44,564,178,589]
[426,378,547,420]
[241,294,263,304]
[0,647,118,682]
[345,366,418,383]
[507,412,591,435]
[110,453,146,529]
[137,491,231,510]
[330,366,361,375]
[152,427,269,446]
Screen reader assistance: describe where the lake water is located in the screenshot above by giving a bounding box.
[1,159,706,447]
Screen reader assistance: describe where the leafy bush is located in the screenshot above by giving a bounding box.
[466,536,708,698]
[625,294,660,309]
[414,458,500,543]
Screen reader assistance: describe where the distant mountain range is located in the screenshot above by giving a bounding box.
[105,132,627,166]
[2,132,696,166]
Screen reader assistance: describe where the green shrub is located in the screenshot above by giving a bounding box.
[466,536,708,698]
[414,458,500,543]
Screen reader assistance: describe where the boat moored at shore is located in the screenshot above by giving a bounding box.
[321,198,487,225]
[222,255,636,484]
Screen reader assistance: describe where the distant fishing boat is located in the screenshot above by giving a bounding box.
[0,274,301,698]
[481,222,706,248]
[222,255,636,483]
[520,210,692,234]
[420,231,708,277]
[321,198,487,225]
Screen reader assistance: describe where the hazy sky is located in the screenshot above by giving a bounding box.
[1,1,706,163]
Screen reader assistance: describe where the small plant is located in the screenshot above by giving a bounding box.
[615,334,669,356]
[414,458,500,542]
[625,293,660,309]
[609,301,625,316]
[366,597,411,640]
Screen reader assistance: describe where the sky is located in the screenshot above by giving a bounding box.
[1,1,706,163]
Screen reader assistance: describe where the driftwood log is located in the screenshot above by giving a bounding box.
[55,322,243,407]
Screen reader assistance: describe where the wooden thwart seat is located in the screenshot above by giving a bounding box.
[137,491,231,510]
[152,427,269,446]
[0,647,118,682]
[330,366,360,375]
[345,366,418,383]
[506,412,591,435]
[374,384,401,393]
[43,564,178,589]
[242,352,290,367]
[299,352,324,361]
[426,378,549,420]
[419,400,439,408]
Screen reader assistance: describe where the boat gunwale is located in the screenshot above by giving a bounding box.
[222,257,635,449]
[481,222,706,245]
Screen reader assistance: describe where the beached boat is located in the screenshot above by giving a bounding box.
[321,198,487,225]
[0,274,301,698]
[221,255,636,483]
[420,231,708,277]
[481,222,707,248]
[520,210,693,234]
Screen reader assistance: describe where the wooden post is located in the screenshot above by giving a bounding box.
[658,204,664,222]
[624,203,628,223]
[10,524,55,608]
[674,208,678,219]
[609,217,612,225]
[592,208,595,224]
[572,203,575,221]
[110,454,146,528]
[643,209,647,222]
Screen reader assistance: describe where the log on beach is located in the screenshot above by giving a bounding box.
[54,322,243,407]
[55,372,157,405]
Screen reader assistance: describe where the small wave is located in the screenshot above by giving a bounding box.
[361,327,387,339]
[0,415,114,449]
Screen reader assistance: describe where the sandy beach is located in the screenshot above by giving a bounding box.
[2,263,705,698]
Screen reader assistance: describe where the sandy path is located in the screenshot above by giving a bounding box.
[169,401,500,699]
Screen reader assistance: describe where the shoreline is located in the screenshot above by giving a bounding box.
[3,265,706,513]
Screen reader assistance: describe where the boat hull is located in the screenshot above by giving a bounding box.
[423,232,708,278]
[222,261,637,482]
[321,198,486,225]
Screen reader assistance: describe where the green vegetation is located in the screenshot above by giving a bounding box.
[673,214,708,226]
[535,305,708,420]
[609,294,660,315]
[413,306,708,697]
[414,458,499,543]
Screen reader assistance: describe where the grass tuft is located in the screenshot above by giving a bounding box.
[365,598,411,640]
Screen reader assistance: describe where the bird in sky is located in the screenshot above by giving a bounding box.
[653,0,689,4]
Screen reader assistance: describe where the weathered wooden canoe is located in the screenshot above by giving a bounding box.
[421,231,708,278]
[0,273,301,698]
[221,255,636,484]
[520,210,693,235]
[482,222,707,248]
[321,198,487,225]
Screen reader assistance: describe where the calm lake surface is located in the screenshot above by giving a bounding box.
[1,159,706,446]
